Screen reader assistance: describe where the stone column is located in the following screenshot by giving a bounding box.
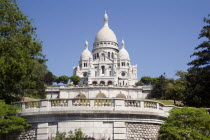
[37,123,49,140]
[113,122,126,140]
[68,100,72,107]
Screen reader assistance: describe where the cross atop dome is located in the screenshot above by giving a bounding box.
[122,39,125,48]
[85,40,88,49]
[104,11,108,27]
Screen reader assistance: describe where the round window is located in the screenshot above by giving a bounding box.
[121,72,126,76]
[83,72,87,77]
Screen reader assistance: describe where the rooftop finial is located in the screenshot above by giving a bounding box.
[122,39,125,48]
[85,40,88,49]
[104,11,108,27]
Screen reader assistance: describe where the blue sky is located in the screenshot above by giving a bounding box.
[17,0,210,79]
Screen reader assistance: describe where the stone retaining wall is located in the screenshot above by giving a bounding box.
[126,123,160,140]
[7,124,37,140]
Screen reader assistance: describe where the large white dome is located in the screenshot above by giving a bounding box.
[95,26,117,43]
[119,40,130,60]
[80,41,92,60]
[93,12,118,50]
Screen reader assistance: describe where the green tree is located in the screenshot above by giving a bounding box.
[55,131,66,140]
[184,15,210,107]
[69,76,81,85]
[150,74,167,99]
[58,75,70,85]
[135,81,144,86]
[165,71,187,105]
[0,0,47,103]
[54,129,88,140]
[140,76,153,85]
[44,71,57,86]
[68,129,87,140]
[0,100,30,138]
[159,107,210,140]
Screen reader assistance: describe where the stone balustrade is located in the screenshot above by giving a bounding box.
[13,99,164,112]
[125,100,141,107]
[51,99,68,107]
[25,101,40,109]
[72,99,90,106]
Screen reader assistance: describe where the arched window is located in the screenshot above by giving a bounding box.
[101,53,105,61]
[108,52,110,58]
[101,66,105,74]
[100,81,105,85]
[112,52,114,59]
[84,63,87,67]
[83,72,87,77]
[108,81,113,85]
[97,53,99,58]
[92,81,97,85]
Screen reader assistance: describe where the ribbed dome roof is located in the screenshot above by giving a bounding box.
[95,26,117,43]
[119,40,130,60]
[94,12,118,44]
[80,41,92,60]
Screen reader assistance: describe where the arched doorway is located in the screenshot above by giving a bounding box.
[108,81,113,85]
[92,81,97,85]
[100,81,105,85]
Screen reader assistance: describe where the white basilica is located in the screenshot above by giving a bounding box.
[73,12,138,86]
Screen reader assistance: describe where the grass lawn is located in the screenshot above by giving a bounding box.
[22,97,39,101]
[145,99,174,105]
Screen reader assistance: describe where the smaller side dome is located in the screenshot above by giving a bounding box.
[80,41,92,60]
[96,92,106,98]
[119,40,130,60]
[116,93,126,99]
[75,93,86,98]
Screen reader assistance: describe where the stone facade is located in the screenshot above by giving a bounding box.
[13,98,174,140]
[12,13,176,140]
[46,86,151,100]
[126,123,160,140]
[73,12,138,87]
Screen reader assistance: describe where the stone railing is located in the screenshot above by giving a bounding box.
[13,99,164,112]
[125,100,141,107]
[72,99,90,106]
[144,101,157,109]
[51,99,68,107]
[25,101,40,109]
[94,99,113,107]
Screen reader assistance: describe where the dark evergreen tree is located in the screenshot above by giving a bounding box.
[184,15,210,107]
[44,71,57,85]
[150,74,167,99]
[58,75,70,85]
